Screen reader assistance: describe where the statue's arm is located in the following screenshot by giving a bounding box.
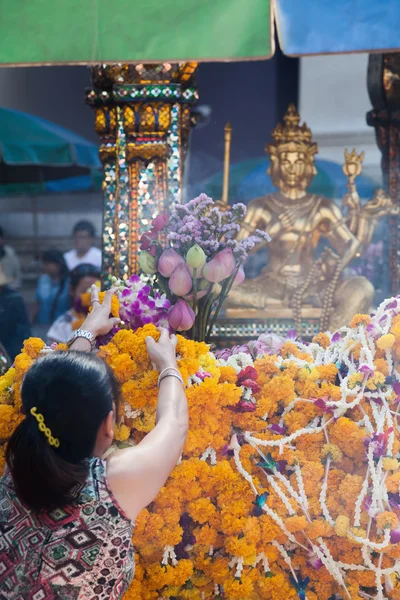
[320,202,361,270]
[236,199,273,246]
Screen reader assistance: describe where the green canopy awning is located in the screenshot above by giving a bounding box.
[0,0,273,65]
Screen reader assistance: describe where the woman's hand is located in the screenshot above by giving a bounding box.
[145,327,178,372]
[82,285,121,338]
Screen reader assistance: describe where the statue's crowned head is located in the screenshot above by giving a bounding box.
[266,104,318,194]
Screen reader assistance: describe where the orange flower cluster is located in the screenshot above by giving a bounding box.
[3,298,400,599]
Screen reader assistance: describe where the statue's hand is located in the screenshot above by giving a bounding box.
[342,190,360,212]
[363,189,399,218]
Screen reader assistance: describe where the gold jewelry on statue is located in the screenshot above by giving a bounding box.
[30,407,60,448]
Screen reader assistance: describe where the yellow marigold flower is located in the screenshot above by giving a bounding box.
[348,373,364,389]
[377,333,396,351]
[350,314,371,328]
[376,511,398,530]
[321,443,343,463]
[383,457,400,471]
[22,338,45,359]
[366,371,385,391]
[218,365,237,384]
[0,405,23,441]
[312,332,331,349]
[0,368,16,404]
[114,424,130,442]
[335,515,350,537]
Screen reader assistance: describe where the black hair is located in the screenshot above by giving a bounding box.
[42,249,69,322]
[6,351,120,511]
[70,263,101,291]
[72,220,96,238]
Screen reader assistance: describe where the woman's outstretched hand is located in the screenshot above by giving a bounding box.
[145,327,178,372]
[82,285,121,338]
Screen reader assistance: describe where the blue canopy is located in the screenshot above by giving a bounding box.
[275,0,400,55]
[0,106,100,168]
[0,106,101,195]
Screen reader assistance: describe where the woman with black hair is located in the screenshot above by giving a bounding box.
[33,249,70,326]
[47,263,101,344]
[0,286,187,599]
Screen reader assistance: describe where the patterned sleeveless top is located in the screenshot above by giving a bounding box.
[0,458,134,599]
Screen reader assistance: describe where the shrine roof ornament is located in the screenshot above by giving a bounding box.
[2,0,400,66]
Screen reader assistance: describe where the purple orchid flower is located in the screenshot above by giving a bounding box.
[331,332,341,343]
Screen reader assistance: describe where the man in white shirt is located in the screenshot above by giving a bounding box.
[64,221,102,272]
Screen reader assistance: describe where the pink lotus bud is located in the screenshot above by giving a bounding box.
[203,248,236,283]
[233,265,245,287]
[169,264,193,297]
[158,248,184,278]
[168,299,195,331]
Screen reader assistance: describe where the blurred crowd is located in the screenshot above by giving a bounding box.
[0,221,102,369]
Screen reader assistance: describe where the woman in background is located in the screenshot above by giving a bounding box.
[47,263,101,344]
[33,250,70,327]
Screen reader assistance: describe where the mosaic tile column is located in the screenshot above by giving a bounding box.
[367,53,400,295]
[86,63,198,280]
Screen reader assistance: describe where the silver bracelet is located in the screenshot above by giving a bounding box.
[158,371,184,387]
[158,366,181,385]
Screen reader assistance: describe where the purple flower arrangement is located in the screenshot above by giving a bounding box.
[110,274,171,333]
[138,194,270,342]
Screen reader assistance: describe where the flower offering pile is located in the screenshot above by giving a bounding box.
[3,297,400,599]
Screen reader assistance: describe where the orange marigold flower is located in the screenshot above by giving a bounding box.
[350,314,371,328]
[376,510,398,530]
[285,515,308,533]
[312,332,331,349]
[22,338,45,359]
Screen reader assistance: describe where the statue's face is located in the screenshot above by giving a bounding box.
[278,151,307,189]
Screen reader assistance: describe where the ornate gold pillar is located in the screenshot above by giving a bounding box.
[367,54,400,294]
[86,63,198,280]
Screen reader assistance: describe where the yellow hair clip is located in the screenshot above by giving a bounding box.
[30,407,60,448]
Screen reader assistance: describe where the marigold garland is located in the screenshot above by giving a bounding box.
[4,298,400,598]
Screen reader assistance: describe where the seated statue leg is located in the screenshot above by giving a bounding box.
[328,276,374,331]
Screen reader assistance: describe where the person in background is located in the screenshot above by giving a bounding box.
[0,265,31,361]
[64,220,102,271]
[32,250,70,327]
[0,288,187,598]
[0,226,22,289]
[47,263,101,344]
